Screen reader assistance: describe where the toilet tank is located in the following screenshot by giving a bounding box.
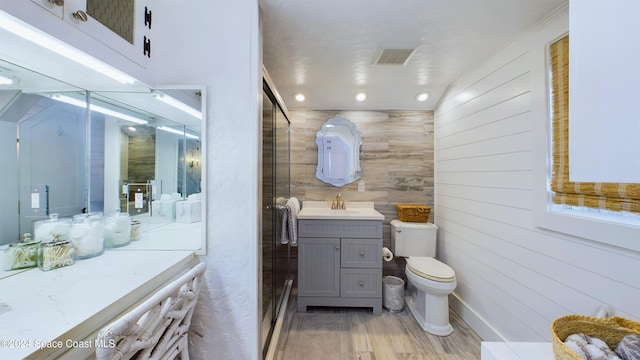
[390,220,438,257]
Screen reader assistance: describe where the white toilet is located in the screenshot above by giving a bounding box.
[390,219,457,336]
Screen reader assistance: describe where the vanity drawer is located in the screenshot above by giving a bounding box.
[341,238,381,268]
[340,268,382,298]
[298,219,382,238]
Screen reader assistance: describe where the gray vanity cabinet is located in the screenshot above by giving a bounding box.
[297,219,382,314]
[297,237,341,297]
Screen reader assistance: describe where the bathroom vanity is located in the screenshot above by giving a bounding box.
[297,201,384,315]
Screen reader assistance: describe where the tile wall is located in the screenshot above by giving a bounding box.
[289,109,435,276]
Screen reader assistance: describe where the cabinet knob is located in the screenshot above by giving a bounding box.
[359,281,364,287]
[360,251,365,256]
[335,245,339,250]
[72,10,88,22]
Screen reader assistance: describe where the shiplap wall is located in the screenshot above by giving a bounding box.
[434,5,640,342]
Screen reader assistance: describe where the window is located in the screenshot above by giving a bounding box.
[532,10,639,251]
[549,35,640,217]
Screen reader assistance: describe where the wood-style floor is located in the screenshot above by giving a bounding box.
[273,292,482,360]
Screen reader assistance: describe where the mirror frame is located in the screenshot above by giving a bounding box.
[315,114,362,187]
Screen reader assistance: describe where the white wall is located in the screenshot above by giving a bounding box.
[1,0,262,358]
[154,130,179,195]
[151,1,262,359]
[0,120,18,245]
[568,0,640,183]
[103,119,121,214]
[434,5,640,342]
[89,115,105,211]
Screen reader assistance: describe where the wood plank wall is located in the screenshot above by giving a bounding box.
[290,110,434,277]
[434,6,640,342]
[127,131,155,182]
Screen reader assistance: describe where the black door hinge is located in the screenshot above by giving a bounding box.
[143,36,151,58]
[144,6,152,29]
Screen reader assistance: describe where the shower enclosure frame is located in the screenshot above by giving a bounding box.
[261,75,292,358]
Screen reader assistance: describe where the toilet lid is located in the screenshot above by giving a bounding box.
[407,257,456,282]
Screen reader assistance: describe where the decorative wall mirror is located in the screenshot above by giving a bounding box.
[315,114,362,187]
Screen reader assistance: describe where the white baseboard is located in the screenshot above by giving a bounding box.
[450,292,505,342]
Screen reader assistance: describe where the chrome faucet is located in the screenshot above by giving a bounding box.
[331,193,345,210]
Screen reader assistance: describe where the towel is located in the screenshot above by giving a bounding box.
[565,333,622,360]
[281,197,300,246]
[616,334,640,360]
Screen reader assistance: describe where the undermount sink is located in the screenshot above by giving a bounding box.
[297,201,384,220]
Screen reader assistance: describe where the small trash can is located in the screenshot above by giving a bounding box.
[382,275,405,312]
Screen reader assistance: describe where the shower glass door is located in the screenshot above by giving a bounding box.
[261,80,291,357]
[273,99,290,314]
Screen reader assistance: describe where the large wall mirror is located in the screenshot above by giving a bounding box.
[315,114,362,187]
[0,57,205,278]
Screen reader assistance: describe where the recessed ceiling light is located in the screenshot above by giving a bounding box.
[128,126,137,131]
[355,92,367,102]
[415,92,429,102]
[294,93,306,102]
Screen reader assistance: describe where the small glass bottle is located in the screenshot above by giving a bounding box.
[38,234,75,271]
[4,233,40,271]
[130,220,142,241]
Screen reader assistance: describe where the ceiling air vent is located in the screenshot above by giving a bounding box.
[373,47,416,65]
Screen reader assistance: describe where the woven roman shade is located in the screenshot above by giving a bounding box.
[550,35,640,214]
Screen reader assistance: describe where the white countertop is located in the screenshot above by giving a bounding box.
[481,342,554,360]
[298,201,385,220]
[0,219,202,280]
[117,214,202,251]
[0,250,198,359]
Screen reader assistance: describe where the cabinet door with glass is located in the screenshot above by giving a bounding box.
[30,0,151,66]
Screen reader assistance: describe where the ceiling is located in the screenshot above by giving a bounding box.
[261,0,567,111]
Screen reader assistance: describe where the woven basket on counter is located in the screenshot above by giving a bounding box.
[551,314,640,360]
[396,204,431,223]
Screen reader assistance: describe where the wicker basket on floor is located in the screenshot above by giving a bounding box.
[396,204,431,223]
[551,314,640,360]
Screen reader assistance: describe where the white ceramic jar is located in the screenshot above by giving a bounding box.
[104,210,131,248]
[34,213,72,243]
[70,213,105,259]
